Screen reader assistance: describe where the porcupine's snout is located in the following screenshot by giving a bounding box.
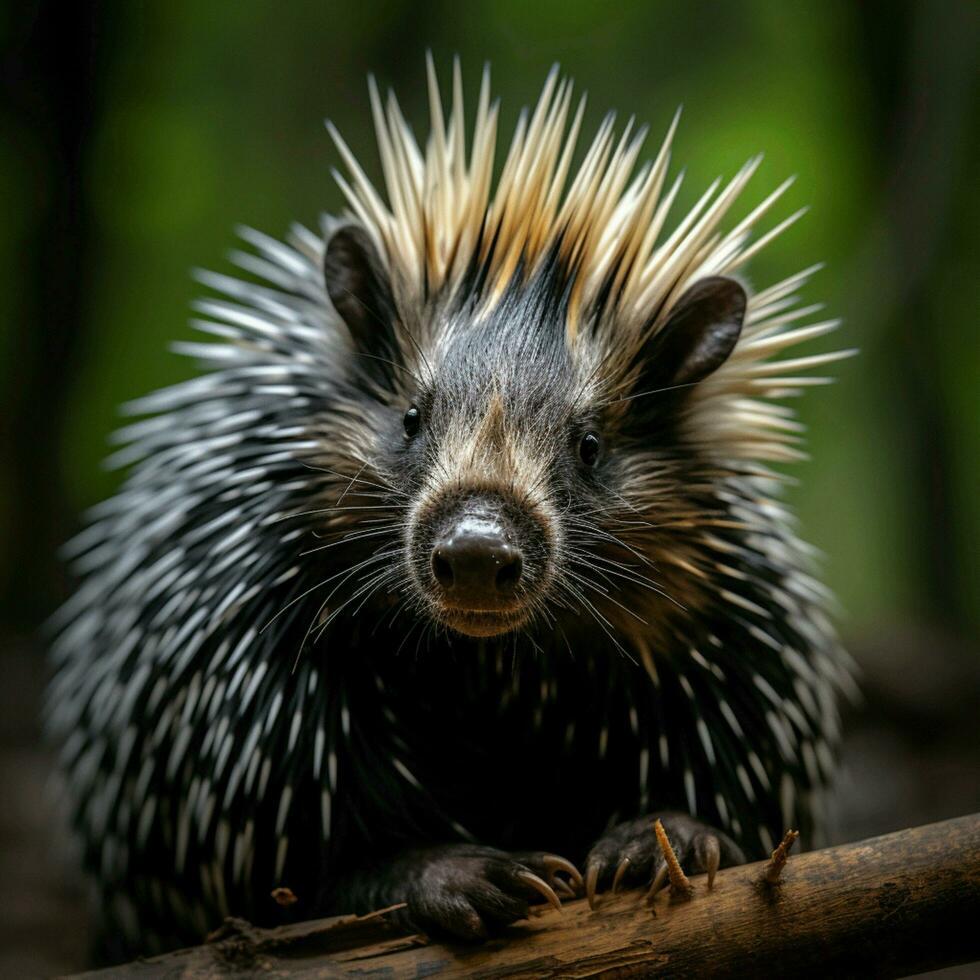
[432,507,523,601]
[418,493,548,638]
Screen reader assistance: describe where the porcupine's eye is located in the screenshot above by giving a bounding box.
[403,405,421,438]
[578,431,601,468]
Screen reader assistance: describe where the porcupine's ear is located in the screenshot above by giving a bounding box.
[323,224,400,387]
[638,276,746,390]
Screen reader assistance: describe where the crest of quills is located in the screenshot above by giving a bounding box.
[47,58,856,957]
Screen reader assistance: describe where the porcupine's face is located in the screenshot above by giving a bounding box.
[323,225,747,640]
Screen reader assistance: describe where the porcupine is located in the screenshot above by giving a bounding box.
[47,59,855,957]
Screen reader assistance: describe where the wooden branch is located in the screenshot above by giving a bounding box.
[71,813,980,979]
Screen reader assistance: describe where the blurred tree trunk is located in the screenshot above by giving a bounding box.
[1,0,122,631]
[853,0,978,634]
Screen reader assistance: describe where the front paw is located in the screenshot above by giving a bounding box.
[585,811,745,908]
[406,845,581,941]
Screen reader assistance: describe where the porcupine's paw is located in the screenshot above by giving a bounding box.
[405,845,582,941]
[584,811,745,908]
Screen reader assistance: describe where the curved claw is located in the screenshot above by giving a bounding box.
[695,833,721,889]
[516,870,562,912]
[554,878,575,898]
[611,856,631,894]
[644,863,669,905]
[585,861,601,911]
[542,853,584,893]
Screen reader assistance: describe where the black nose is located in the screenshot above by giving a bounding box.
[431,517,523,603]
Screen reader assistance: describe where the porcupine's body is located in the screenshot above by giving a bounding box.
[48,61,854,957]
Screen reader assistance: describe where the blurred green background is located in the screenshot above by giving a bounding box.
[3,0,977,638]
[1,1,977,973]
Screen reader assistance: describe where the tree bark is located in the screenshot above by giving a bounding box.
[69,812,980,979]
